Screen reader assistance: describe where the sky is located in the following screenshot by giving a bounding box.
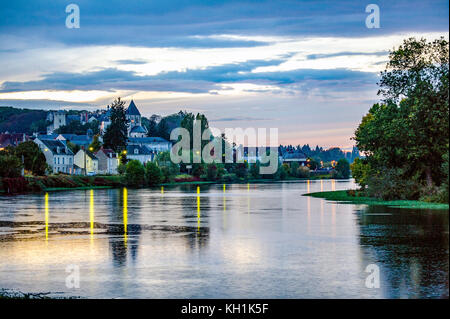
[0,0,448,149]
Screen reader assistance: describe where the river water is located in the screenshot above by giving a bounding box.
[0,180,448,298]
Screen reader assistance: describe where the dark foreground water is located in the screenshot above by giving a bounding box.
[0,180,448,298]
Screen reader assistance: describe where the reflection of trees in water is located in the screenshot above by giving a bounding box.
[179,185,211,251]
[357,205,449,298]
[108,188,142,268]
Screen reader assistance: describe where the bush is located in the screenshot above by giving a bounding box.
[350,158,371,189]
[290,162,299,177]
[0,154,23,178]
[221,173,237,183]
[234,162,248,179]
[297,166,310,178]
[366,168,422,200]
[335,158,350,179]
[249,161,260,179]
[145,162,163,186]
[125,160,146,187]
[206,164,218,181]
[117,163,126,175]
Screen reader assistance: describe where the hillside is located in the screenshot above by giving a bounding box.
[0,106,48,134]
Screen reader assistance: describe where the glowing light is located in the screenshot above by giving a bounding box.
[197,186,200,194]
[123,187,128,246]
[223,184,226,192]
[89,189,94,242]
[161,186,164,194]
[307,180,310,193]
[44,192,49,242]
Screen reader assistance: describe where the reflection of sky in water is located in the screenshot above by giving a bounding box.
[0,180,448,299]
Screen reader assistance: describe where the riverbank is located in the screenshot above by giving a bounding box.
[304,190,449,210]
[1,175,340,195]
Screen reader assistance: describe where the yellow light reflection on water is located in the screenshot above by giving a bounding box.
[123,187,128,246]
[161,186,164,194]
[197,194,201,234]
[44,192,49,242]
[331,179,336,191]
[223,184,226,192]
[320,179,323,192]
[197,186,200,194]
[307,180,310,193]
[89,189,94,242]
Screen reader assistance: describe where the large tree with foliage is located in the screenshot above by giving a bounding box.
[14,141,47,175]
[103,98,128,153]
[354,37,449,200]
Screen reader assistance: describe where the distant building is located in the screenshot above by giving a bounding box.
[95,148,119,174]
[128,137,171,152]
[0,133,27,150]
[126,100,148,138]
[56,133,93,148]
[126,144,154,164]
[281,150,308,166]
[46,110,67,134]
[34,138,74,174]
[74,149,99,175]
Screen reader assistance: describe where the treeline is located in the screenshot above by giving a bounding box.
[279,145,360,163]
[352,37,449,203]
[0,106,49,134]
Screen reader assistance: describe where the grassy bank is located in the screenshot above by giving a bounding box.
[304,190,449,210]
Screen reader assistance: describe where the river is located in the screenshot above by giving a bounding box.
[0,180,448,298]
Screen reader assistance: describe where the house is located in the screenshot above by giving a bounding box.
[126,144,154,164]
[128,137,172,152]
[74,149,99,175]
[281,150,308,166]
[95,148,119,174]
[34,138,74,174]
[56,133,93,148]
[0,133,27,150]
[126,100,148,138]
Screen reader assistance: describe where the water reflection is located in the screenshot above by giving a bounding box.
[0,180,447,298]
[357,205,449,298]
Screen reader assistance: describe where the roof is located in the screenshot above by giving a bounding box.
[127,144,153,155]
[67,115,79,123]
[95,148,117,158]
[85,150,98,160]
[130,125,147,134]
[128,137,170,144]
[38,139,74,155]
[36,134,58,140]
[282,151,307,160]
[0,133,25,148]
[126,100,141,116]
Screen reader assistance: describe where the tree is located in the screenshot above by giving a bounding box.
[335,158,350,179]
[0,155,23,177]
[290,162,299,177]
[157,118,170,141]
[350,158,371,189]
[14,141,47,175]
[88,135,102,152]
[249,161,261,179]
[103,98,128,153]
[206,163,218,181]
[145,162,163,186]
[124,160,145,187]
[354,37,449,200]
[146,119,158,137]
[297,166,310,178]
[67,141,80,154]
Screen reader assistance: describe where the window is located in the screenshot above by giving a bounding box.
[62,157,65,165]
[57,157,60,164]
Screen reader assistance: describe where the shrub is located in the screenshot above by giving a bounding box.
[125,160,145,187]
[145,162,163,186]
[290,162,299,177]
[335,158,350,179]
[117,163,126,175]
[249,161,260,179]
[206,164,218,181]
[221,173,237,183]
[0,155,23,178]
[297,166,310,178]
[366,168,422,200]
